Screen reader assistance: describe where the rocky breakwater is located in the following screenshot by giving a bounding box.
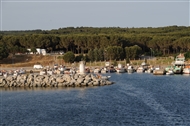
[0,74,114,88]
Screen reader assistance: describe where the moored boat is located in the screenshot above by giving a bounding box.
[183,68,190,74]
[116,63,126,73]
[165,66,173,72]
[166,69,174,75]
[136,66,145,73]
[95,73,111,80]
[173,66,182,74]
[153,67,165,75]
[172,53,185,74]
[101,67,108,73]
[127,66,135,73]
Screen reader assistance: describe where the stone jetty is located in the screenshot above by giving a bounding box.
[0,73,114,88]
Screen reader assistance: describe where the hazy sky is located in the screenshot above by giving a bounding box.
[0,0,189,31]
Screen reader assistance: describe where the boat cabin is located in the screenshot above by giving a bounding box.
[174,53,185,66]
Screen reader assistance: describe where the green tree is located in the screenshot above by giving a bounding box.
[98,48,104,61]
[106,46,124,60]
[0,43,9,60]
[125,45,142,60]
[75,54,83,62]
[63,51,75,63]
[94,48,99,61]
[87,49,94,61]
[185,51,190,60]
[31,47,37,54]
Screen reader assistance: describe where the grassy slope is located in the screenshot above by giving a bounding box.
[0,55,56,67]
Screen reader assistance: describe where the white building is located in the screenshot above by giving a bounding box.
[27,49,33,54]
[36,48,46,55]
[27,48,47,55]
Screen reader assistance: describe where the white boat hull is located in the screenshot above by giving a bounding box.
[116,69,126,73]
[166,70,174,75]
[136,66,144,73]
[183,68,190,74]
[136,69,144,73]
[127,69,134,73]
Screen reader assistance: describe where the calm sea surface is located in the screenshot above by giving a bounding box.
[1,73,190,126]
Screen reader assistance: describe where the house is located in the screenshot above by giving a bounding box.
[27,48,47,55]
[27,49,33,54]
[36,48,46,55]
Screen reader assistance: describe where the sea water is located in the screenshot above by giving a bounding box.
[1,73,190,126]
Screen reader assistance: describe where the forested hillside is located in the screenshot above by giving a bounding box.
[0,25,190,61]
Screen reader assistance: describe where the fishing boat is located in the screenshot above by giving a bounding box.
[172,53,185,74]
[145,68,154,73]
[136,60,150,73]
[95,74,111,80]
[136,66,145,73]
[127,66,135,73]
[183,68,190,74]
[183,64,190,74]
[101,67,108,73]
[116,63,126,73]
[153,67,165,75]
[166,69,174,75]
[173,66,183,74]
[165,66,173,72]
[101,75,111,80]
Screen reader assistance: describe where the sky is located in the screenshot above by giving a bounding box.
[0,0,189,31]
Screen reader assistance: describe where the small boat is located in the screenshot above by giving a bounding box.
[19,68,26,74]
[183,64,190,74]
[101,67,108,73]
[40,70,47,75]
[145,68,154,73]
[172,53,184,74]
[166,70,174,75]
[101,75,111,80]
[165,66,173,72]
[127,66,134,73]
[153,67,165,75]
[116,63,126,73]
[96,74,111,80]
[116,68,126,73]
[136,66,145,73]
[108,66,116,73]
[183,68,190,74]
[173,66,182,74]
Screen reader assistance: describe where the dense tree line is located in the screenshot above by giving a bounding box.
[0,26,190,61]
[0,42,9,60]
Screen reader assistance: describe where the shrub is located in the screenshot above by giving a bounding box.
[63,51,75,63]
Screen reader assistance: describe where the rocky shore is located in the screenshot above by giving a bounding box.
[0,73,114,88]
